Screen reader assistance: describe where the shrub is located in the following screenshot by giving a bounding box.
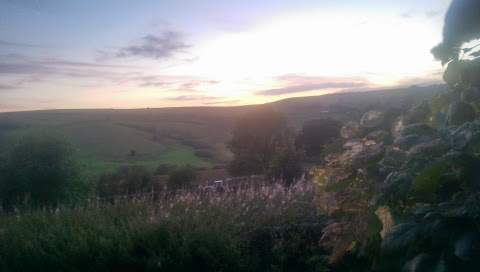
[97,165,156,197]
[154,164,173,176]
[167,165,196,189]
[295,118,342,159]
[0,181,326,271]
[267,138,305,186]
[0,130,92,208]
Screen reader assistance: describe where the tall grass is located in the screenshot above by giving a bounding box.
[0,181,329,271]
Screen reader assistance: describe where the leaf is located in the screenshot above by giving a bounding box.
[443,60,470,87]
[381,222,421,255]
[469,50,480,57]
[319,222,348,247]
[402,254,446,272]
[375,206,395,239]
[408,161,452,202]
[454,232,480,261]
[437,202,466,218]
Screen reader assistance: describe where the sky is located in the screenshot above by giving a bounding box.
[0,0,453,112]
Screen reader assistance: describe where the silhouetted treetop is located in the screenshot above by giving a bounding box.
[431,0,480,65]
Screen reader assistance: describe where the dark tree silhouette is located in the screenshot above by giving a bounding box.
[431,0,480,65]
[168,165,196,189]
[267,136,305,187]
[97,165,155,197]
[295,118,342,158]
[0,130,91,208]
[227,107,287,176]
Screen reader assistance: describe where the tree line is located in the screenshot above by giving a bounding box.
[0,108,341,208]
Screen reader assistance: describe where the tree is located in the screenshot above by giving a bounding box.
[431,0,480,65]
[97,165,155,197]
[168,165,196,189]
[227,107,287,176]
[295,118,342,159]
[0,130,91,208]
[267,136,305,187]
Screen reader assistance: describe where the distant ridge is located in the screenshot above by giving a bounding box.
[0,84,449,166]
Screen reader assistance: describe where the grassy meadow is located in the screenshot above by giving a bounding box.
[0,181,329,272]
[0,85,452,271]
[0,85,446,175]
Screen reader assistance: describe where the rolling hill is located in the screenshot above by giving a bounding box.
[0,84,448,173]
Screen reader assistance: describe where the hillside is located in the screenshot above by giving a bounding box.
[0,85,448,173]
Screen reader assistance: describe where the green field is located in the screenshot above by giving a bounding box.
[0,85,447,175]
[81,145,213,174]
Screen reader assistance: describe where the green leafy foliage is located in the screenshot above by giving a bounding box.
[228,107,288,176]
[267,135,305,186]
[0,130,92,208]
[408,161,450,202]
[97,165,157,197]
[167,164,196,189]
[295,118,342,159]
[0,181,327,271]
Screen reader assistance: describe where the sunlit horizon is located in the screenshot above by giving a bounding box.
[0,0,452,112]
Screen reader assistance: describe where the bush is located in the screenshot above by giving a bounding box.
[168,165,196,189]
[194,149,215,159]
[295,118,342,159]
[97,165,156,197]
[227,107,287,176]
[0,181,326,271]
[154,164,173,176]
[0,130,92,208]
[267,138,305,186]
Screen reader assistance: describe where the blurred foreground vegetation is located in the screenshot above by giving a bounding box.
[0,181,329,272]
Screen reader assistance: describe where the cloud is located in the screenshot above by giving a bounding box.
[40,58,136,69]
[164,95,220,101]
[0,63,43,74]
[425,10,441,18]
[0,56,144,93]
[140,82,168,87]
[399,11,413,18]
[136,75,188,88]
[0,84,17,91]
[395,76,444,87]
[138,77,219,92]
[0,40,42,48]
[0,56,134,83]
[257,74,370,96]
[179,80,219,89]
[117,31,190,60]
[203,100,240,105]
[257,82,367,96]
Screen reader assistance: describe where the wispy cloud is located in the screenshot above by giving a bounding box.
[136,75,189,88]
[203,100,240,105]
[0,56,134,81]
[117,31,190,60]
[257,82,367,96]
[395,75,444,87]
[0,40,42,48]
[0,55,142,92]
[0,84,17,91]
[39,58,137,69]
[178,80,219,90]
[0,63,43,74]
[138,76,219,92]
[399,11,413,18]
[257,74,369,96]
[164,95,220,101]
[425,10,441,18]
[140,82,168,87]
